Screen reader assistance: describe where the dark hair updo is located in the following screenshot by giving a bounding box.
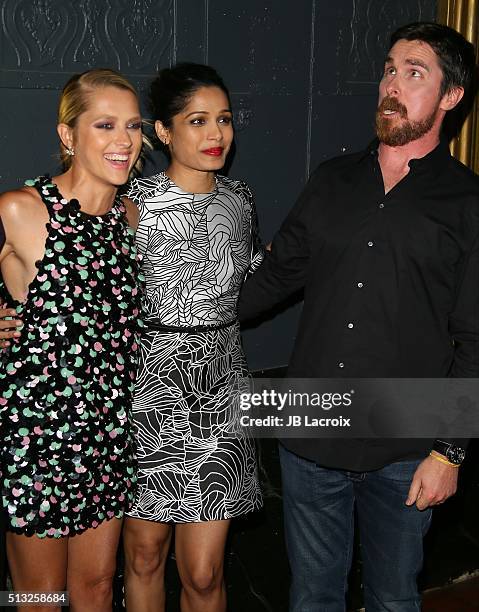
[150,62,231,128]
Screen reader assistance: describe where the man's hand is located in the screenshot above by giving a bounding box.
[406,455,459,510]
[0,307,22,347]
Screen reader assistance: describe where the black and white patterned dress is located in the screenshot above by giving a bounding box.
[126,172,264,522]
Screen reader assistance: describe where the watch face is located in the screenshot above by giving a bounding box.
[447,445,466,464]
[433,440,466,464]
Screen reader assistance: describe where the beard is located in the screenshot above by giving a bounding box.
[375,96,439,146]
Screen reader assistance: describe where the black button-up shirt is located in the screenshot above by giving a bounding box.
[239,139,479,471]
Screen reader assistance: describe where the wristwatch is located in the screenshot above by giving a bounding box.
[433,439,466,465]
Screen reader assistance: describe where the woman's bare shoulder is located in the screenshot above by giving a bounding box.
[0,186,42,220]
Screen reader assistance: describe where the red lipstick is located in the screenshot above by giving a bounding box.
[202,147,223,156]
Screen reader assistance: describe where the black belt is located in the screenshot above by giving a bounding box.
[144,319,237,333]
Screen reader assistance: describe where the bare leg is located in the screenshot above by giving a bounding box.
[67,518,123,612]
[175,520,230,612]
[6,532,68,612]
[123,517,172,612]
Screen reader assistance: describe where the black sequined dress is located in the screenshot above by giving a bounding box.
[0,176,143,538]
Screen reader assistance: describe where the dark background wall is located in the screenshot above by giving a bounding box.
[5,3,479,611]
[0,0,437,371]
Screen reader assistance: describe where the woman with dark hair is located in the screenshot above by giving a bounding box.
[123,63,264,612]
[0,69,144,611]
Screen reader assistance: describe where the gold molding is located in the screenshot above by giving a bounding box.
[438,0,479,173]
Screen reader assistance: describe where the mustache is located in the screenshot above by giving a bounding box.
[377,96,408,118]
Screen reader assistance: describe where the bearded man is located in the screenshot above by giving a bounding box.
[239,22,478,612]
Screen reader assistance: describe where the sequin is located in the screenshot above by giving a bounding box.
[0,176,143,538]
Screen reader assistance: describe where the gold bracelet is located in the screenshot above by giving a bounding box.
[429,450,460,468]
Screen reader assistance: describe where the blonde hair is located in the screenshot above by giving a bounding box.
[58,68,150,176]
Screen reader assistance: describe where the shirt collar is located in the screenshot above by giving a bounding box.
[358,135,451,173]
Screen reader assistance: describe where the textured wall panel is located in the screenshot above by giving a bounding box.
[0,0,174,88]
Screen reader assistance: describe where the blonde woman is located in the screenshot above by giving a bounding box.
[0,69,144,611]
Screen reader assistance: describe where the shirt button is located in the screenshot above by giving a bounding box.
[367,241,374,247]
[338,362,345,368]
[357,282,364,288]
[347,323,354,329]
[379,203,384,209]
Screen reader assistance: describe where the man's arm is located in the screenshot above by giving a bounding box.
[238,167,321,321]
[407,227,479,510]
[449,231,479,377]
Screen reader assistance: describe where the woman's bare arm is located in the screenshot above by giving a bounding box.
[0,188,49,347]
